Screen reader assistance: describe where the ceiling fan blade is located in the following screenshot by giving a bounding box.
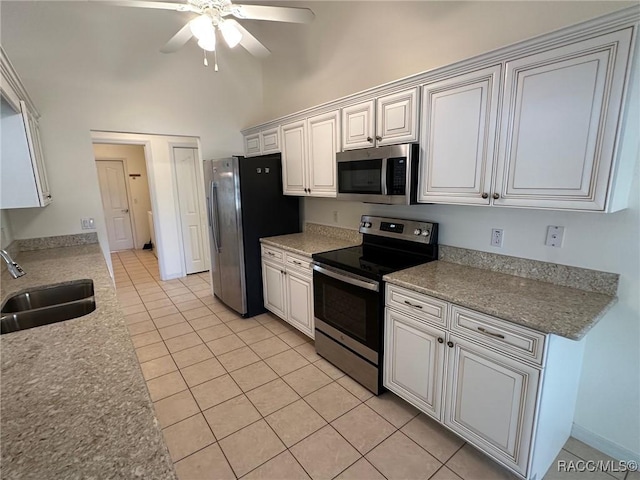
[226,20,270,58]
[91,1,193,12]
[232,4,314,23]
[160,22,193,53]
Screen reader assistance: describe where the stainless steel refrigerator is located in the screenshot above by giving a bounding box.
[203,155,300,317]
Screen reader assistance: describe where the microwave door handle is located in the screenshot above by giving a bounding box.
[380,157,388,196]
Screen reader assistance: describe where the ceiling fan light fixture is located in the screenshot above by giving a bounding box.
[197,35,217,52]
[220,20,242,48]
[189,14,215,41]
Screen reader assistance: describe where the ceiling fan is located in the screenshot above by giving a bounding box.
[101,0,314,69]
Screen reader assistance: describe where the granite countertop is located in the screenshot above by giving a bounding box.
[384,261,617,340]
[260,231,361,256]
[0,244,176,479]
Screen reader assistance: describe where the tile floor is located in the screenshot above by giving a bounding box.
[113,250,636,480]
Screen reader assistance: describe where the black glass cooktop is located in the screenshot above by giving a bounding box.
[312,242,438,280]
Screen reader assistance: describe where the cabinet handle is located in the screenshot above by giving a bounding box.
[46,195,52,199]
[437,337,444,344]
[308,188,311,194]
[293,261,302,266]
[122,209,129,213]
[477,327,505,339]
[375,135,382,141]
[267,252,275,256]
[493,193,500,200]
[447,341,454,348]
[404,300,423,309]
[481,193,489,199]
[367,136,373,143]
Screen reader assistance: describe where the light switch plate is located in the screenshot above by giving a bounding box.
[545,226,564,247]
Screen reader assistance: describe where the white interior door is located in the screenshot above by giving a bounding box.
[97,160,134,251]
[174,147,207,274]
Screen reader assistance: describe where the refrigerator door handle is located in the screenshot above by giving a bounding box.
[211,182,222,253]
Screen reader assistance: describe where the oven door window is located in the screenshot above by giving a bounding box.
[313,270,379,352]
[338,159,383,194]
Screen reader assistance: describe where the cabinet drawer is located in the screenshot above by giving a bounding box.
[386,284,447,327]
[450,305,545,365]
[285,252,312,273]
[261,245,283,262]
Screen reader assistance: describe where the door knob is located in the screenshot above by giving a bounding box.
[375,135,382,141]
[493,193,500,200]
[366,137,373,143]
[481,193,489,199]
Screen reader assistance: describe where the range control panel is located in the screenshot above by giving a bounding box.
[359,215,438,244]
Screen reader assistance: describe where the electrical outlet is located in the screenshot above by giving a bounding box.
[491,228,504,247]
[545,226,564,247]
[332,210,339,223]
[81,218,95,230]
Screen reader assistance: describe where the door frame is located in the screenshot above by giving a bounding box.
[95,157,138,251]
[91,130,204,281]
[170,142,211,275]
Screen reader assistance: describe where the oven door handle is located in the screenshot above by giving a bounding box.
[312,263,379,292]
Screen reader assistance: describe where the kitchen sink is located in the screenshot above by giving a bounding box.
[1,280,96,334]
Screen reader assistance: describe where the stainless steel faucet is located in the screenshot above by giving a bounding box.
[0,249,26,278]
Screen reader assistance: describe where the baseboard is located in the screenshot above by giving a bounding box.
[571,423,640,463]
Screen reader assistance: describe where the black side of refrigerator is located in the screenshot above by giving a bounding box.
[238,154,301,317]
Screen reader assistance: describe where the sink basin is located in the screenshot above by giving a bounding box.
[2,279,94,313]
[1,280,96,335]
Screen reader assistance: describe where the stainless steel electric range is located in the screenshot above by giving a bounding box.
[312,215,439,394]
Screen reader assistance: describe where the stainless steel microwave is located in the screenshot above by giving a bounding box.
[336,143,419,205]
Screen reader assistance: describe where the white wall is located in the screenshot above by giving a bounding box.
[93,144,153,250]
[255,1,634,122]
[0,1,263,265]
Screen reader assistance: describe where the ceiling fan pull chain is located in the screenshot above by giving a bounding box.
[203,50,209,67]
[214,50,219,72]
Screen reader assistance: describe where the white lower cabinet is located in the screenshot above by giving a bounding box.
[384,284,584,480]
[444,334,539,476]
[262,259,287,319]
[261,244,314,338]
[384,309,445,419]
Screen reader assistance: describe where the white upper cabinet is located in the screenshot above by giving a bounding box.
[307,110,340,196]
[282,110,340,197]
[342,100,375,149]
[1,47,52,209]
[243,126,281,157]
[281,120,307,195]
[342,87,419,150]
[494,28,633,210]
[418,65,501,205]
[376,88,420,146]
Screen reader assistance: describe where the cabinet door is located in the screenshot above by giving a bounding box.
[307,110,339,197]
[285,269,314,338]
[23,109,52,205]
[418,66,500,205]
[281,120,308,195]
[342,100,375,150]
[384,309,445,420]
[262,259,287,319]
[244,132,261,157]
[376,88,419,146]
[495,28,633,210]
[444,334,539,476]
[261,126,281,154]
